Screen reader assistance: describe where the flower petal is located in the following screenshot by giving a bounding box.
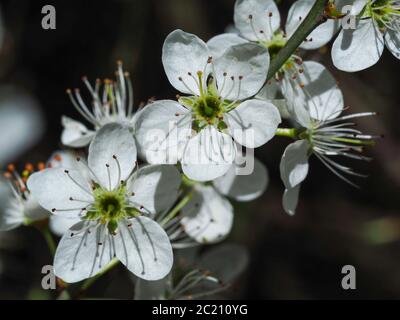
[214,43,269,100]
[280,140,309,189]
[115,216,173,280]
[332,19,384,72]
[385,27,400,60]
[135,100,191,164]
[128,165,181,214]
[234,0,280,41]
[0,88,44,165]
[286,61,344,121]
[54,223,113,283]
[162,29,211,95]
[286,0,338,50]
[207,33,247,60]
[226,99,281,148]
[0,196,24,231]
[61,116,95,148]
[50,215,81,237]
[27,168,93,218]
[213,157,268,201]
[181,186,233,243]
[282,185,301,216]
[182,126,236,182]
[88,123,137,190]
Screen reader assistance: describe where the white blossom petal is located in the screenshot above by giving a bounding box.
[88,123,137,190]
[213,157,268,202]
[115,216,173,281]
[286,0,338,50]
[234,0,280,41]
[182,126,236,182]
[54,223,113,283]
[162,29,211,95]
[214,43,269,100]
[280,140,310,189]
[385,27,400,60]
[61,116,95,148]
[27,168,93,218]
[226,99,281,148]
[207,33,247,60]
[128,165,181,215]
[0,198,24,231]
[332,19,384,72]
[135,100,191,164]
[282,185,301,216]
[181,186,233,243]
[50,215,81,237]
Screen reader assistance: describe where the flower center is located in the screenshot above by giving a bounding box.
[85,185,139,233]
[366,0,400,30]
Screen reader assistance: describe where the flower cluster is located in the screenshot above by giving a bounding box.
[0,0,390,299]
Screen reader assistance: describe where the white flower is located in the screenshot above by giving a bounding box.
[134,244,249,300]
[179,158,268,244]
[136,29,280,182]
[279,84,378,215]
[208,0,337,61]
[27,123,181,283]
[0,87,44,165]
[0,164,48,231]
[62,62,138,148]
[332,0,400,72]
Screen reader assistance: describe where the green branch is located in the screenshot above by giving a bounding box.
[267,0,329,81]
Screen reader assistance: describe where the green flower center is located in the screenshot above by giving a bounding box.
[85,185,139,234]
[365,0,400,29]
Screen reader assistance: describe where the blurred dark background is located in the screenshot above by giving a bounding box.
[0,0,400,299]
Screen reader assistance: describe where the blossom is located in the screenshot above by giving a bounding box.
[134,244,249,300]
[179,158,268,244]
[62,62,138,148]
[136,29,280,181]
[28,123,181,282]
[0,164,48,231]
[279,83,378,215]
[208,0,337,61]
[332,0,400,71]
[0,87,44,165]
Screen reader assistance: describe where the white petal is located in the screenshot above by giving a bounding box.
[214,157,268,202]
[256,81,291,119]
[289,61,344,121]
[54,223,113,283]
[332,19,384,72]
[0,198,24,231]
[50,215,81,237]
[181,186,233,244]
[226,99,281,148]
[286,0,338,50]
[214,43,269,100]
[115,216,173,281]
[198,244,249,283]
[282,185,301,216]
[0,88,44,165]
[27,168,93,218]
[234,0,280,41]
[61,116,95,148]
[135,100,191,164]
[385,27,400,60]
[162,29,211,95]
[182,127,236,182]
[88,123,137,190]
[207,33,248,60]
[128,165,181,214]
[280,140,309,189]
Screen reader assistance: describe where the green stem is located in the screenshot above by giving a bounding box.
[266,0,329,81]
[160,192,193,227]
[80,258,119,292]
[276,127,298,139]
[40,226,56,256]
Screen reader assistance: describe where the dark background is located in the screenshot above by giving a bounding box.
[0,0,400,299]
